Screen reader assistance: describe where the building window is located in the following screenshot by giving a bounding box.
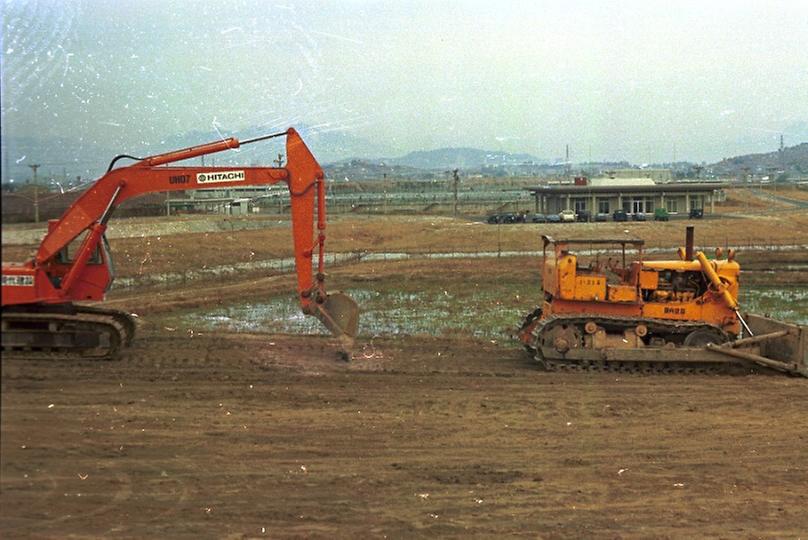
[691,195,703,209]
[598,199,610,214]
[666,199,678,213]
[627,197,654,214]
[574,198,587,213]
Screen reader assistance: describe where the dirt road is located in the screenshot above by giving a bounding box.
[2,330,806,538]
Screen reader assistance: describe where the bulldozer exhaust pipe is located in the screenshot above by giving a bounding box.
[685,226,694,261]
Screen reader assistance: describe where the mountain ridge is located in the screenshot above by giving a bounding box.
[3,125,807,185]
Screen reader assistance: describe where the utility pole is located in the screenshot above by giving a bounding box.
[565,144,571,180]
[3,146,9,184]
[497,216,502,258]
[274,154,286,207]
[451,168,460,216]
[28,164,40,222]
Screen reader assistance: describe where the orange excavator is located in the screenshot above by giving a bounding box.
[1,128,359,360]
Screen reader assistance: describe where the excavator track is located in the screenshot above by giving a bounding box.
[522,312,733,375]
[1,304,136,361]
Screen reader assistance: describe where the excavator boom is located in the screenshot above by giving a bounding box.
[1,128,359,360]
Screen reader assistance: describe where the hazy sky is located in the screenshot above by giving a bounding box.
[2,0,807,163]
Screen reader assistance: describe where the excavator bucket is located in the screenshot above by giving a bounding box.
[313,292,360,355]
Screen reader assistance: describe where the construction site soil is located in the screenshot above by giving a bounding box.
[3,212,808,537]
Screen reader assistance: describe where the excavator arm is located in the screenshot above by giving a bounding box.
[2,128,359,359]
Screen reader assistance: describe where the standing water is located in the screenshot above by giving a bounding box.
[162,285,808,341]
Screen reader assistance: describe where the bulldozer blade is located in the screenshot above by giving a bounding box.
[313,291,360,355]
[744,313,808,377]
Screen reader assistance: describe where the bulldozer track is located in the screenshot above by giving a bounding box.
[523,313,732,375]
[539,358,723,375]
[1,305,136,361]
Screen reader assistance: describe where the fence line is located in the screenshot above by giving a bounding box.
[113,243,807,291]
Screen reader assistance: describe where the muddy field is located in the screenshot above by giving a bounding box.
[2,211,808,537]
[2,331,807,538]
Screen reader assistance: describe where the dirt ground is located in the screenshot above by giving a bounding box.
[2,330,807,538]
[2,208,808,537]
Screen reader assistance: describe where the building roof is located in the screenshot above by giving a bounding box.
[527,182,727,195]
[588,177,656,187]
[543,235,645,247]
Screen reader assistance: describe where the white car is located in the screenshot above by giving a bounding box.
[558,209,576,223]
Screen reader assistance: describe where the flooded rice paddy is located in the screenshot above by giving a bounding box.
[163,284,808,341]
[165,286,528,341]
[743,286,808,326]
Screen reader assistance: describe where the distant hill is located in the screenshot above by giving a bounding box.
[383,147,546,170]
[1,136,116,185]
[324,159,433,182]
[0,124,393,184]
[153,124,393,167]
[9,123,805,188]
[710,142,808,176]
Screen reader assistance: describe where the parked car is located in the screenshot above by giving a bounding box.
[689,208,704,219]
[632,212,647,221]
[594,213,608,222]
[486,213,516,224]
[546,213,561,223]
[530,213,547,223]
[575,210,591,223]
[559,209,576,223]
[612,209,629,222]
[654,208,670,221]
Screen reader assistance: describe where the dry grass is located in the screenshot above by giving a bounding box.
[3,212,807,282]
[763,185,808,201]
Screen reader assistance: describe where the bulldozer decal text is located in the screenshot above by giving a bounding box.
[196,170,246,184]
[2,275,34,286]
[578,278,602,286]
[664,307,687,315]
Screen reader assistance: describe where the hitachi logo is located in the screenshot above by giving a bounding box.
[196,170,246,184]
